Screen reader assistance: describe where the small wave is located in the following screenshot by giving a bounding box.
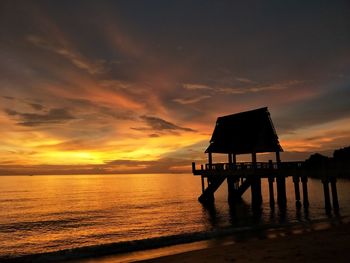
[0,217,94,233]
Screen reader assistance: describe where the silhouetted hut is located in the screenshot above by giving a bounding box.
[205,107,283,166]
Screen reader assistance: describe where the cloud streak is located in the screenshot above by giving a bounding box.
[4,108,75,126]
[182,80,300,95]
[173,95,211,105]
[132,115,196,134]
[27,35,106,75]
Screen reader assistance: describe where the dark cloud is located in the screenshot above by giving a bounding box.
[4,108,75,126]
[2,96,15,100]
[138,115,196,132]
[27,35,107,75]
[3,96,44,111]
[28,103,44,111]
[4,109,18,116]
[274,86,350,134]
[67,98,136,120]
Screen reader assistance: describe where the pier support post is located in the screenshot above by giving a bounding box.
[227,176,240,203]
[228,153,237,169]
[198,193,214,204]
[227,167,235,203]
[268,175,275,208]
[330,176,339,212]
[276,150,281,167]
[322,177,332,213]
[227,153,239,203]
[257,177,262,205]
[301,175,309,208]
[251,153,262,207]
[276,175,287,207]
[275,150,287,207]
[201,175,205,194]
[251,176,261,207]
[228,153,233,167]
[253,153,261,205]
[208,152,212,170]
[293,175,301,209]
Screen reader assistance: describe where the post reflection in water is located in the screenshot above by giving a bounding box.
[201,202,220,228]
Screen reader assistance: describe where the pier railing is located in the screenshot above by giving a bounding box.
[193,161,305,175]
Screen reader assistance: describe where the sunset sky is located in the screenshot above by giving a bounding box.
[0,0,349,174]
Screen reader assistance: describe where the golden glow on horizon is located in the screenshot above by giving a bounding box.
[0,124,208,165]
[1,101,349,168]
[38,151,103,164]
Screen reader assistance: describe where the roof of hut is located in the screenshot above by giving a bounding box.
[205,107,283,154]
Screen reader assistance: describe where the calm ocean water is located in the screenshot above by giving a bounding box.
[0,174,350,259]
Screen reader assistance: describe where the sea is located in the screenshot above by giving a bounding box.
[0,173,349,261]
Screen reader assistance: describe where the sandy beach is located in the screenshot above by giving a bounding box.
[139,222,350,263]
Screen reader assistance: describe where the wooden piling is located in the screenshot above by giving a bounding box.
[276,151,281,167]
[232,154,237,165]
[330,176,339,211]
[198,192,214,203]
[275,151,286,207]
[228,153,236,170]
[227,153,233,201]
[255,177,262,206]
[322,178,332,212]
[208,152,212,170]
[227,174,235,202]
[276,175,287,207]
[201,175,205,194]
[251,153,262,206]
[301,175,309,208]
[250,176,261,206]
[228,153,233,165]
[293,175,301,208]
[268,175,275,208]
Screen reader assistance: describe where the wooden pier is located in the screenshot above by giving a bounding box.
[192,107,339,212]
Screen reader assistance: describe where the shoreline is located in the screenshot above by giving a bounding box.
[79,216,349,263]
[1,216,348,263]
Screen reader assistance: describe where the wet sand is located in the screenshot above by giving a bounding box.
[139,222,350,263]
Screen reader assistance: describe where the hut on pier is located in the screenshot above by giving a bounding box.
[206,107,282,161]
[193,107,286,206]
